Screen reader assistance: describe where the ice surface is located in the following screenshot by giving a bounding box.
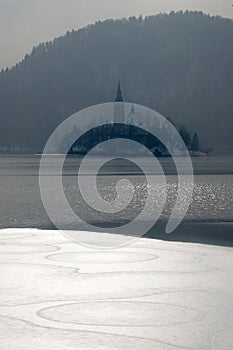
[0,228,232,349]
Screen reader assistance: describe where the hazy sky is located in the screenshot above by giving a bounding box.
[0,0,233,69]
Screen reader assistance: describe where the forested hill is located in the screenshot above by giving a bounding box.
[0,11,233,153]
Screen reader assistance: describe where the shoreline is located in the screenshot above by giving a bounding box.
[1,221,233,248]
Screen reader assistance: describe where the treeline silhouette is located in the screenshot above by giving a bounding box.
[0,11,232,153]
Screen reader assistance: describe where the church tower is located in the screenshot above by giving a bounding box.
[113,81,125,123]
[115,81,124,102]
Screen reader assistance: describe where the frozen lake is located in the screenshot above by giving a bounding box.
[0,156,232,349]
[0,228,232,349]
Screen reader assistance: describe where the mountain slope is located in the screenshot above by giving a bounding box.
[0,11,233,153]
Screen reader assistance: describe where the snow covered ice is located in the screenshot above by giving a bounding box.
[0,228,232,349]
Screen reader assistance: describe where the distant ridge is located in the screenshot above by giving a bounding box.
[0,11,233,153]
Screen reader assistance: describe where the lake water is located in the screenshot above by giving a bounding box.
[0,155,232,233]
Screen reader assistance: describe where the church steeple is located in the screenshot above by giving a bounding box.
[113,81,125,123]
[115,81,124,102]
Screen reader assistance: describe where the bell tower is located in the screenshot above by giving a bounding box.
[115,81,124,102]
[113,81,125,123]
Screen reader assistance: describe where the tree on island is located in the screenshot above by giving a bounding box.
[191,133,199,152]
[179,126,191,149]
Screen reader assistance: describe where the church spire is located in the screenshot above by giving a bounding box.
[115,81,124,102]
